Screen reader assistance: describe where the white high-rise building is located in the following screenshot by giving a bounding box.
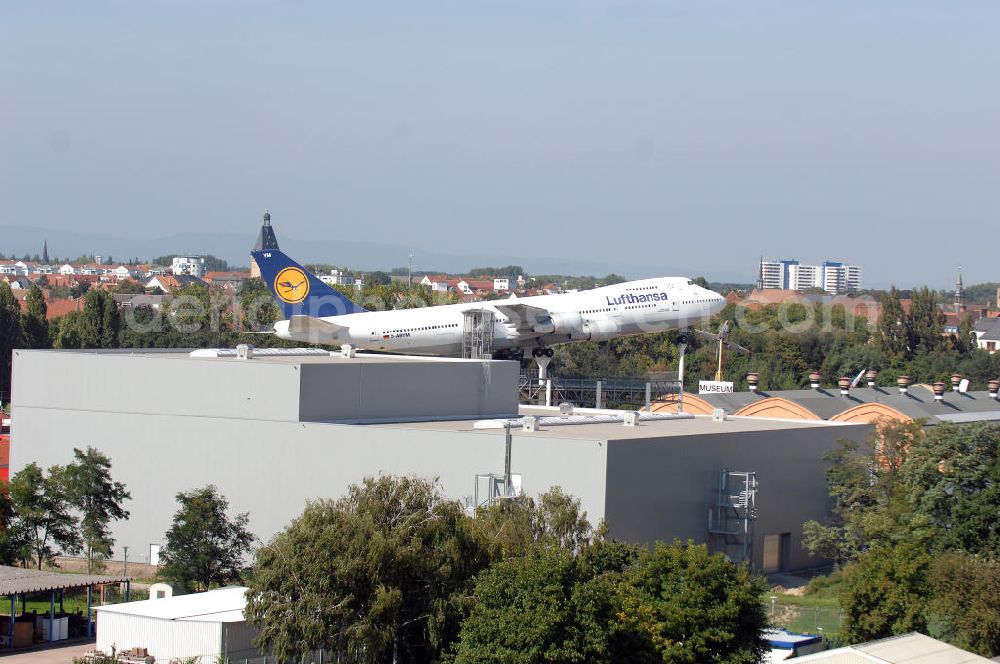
[756,258,861,294]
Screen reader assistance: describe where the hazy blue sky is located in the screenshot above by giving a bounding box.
[2,1,998,286]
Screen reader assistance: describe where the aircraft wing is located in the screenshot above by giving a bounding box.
[492,303,553,334]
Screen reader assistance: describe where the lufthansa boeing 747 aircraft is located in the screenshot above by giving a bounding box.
[251,246,725,360]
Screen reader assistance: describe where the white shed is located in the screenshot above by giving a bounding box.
[95,586,261,663]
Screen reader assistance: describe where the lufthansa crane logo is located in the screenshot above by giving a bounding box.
[274,267,310,304]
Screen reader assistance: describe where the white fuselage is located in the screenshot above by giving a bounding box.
[274,278,726,355]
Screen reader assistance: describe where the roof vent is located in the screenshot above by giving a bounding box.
[235,344,254,360]
[897,375,911,395]
[838,376,851,397]
[747,372,759,393]
[522,416,537,432]
[932,381,946,401]
[866,369,878,388]
[809,371,822,390]
[623,411,639,427]
[559,402,574,417]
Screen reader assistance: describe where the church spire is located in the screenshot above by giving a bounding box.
[955,267,966,311]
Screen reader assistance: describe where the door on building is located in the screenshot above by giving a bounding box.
[762,533,791,573]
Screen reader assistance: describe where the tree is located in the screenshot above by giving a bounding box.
[802,420,924,564]
[21,284,49,349]
[0,486,26,565]
[838,541,930,643]
[876,286,908,359]
[52,311,84,349]
[246,476,490,663]
[908,287,945,355]
[8,463,81,568]
[159,485,252,592]
[80,290,120,348]
[619,541,769,664]
[531,486,593,554]
[900,422,1000,556]
[473,487,595,561]
[450,541,655,664]
[928,553,1000,657]
[452,539,767,664]
[0,281,23,397]
[238,277,280,330]
[63,447,131,573]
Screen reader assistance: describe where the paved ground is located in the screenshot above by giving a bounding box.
[0,640,94,663]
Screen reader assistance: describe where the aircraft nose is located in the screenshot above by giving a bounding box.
[709,290,726,315]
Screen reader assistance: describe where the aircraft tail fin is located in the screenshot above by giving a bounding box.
[251,249,368,318]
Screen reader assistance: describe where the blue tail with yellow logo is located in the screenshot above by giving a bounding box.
[251,249,368,318]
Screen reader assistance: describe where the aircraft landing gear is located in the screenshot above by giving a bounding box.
[531,347,554,382]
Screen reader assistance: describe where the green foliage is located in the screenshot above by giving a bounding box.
[21,284,49,349]
[802,420,925,564]
[63,447,131,573]
[961,282,1000,307]
[238,277,280,330]
[450,542,654,664]
[0,487,23,565]
[900,422,1000,556]
[246,476,490,663]
[807,422,1000,655]
[928,553,1000,657]
[474,487,595,560]
[838,541,930,643]
[620,541,769,664]
[52,311,85,349]
[451,540,767,664]
[79,289,120,348]
[0,281,24,396]
[159,485,253,592]
[8,463,81,568]
[113,279,145,295]
[468,265,524,278]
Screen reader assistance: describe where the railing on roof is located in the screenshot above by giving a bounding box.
[519,373,681,409]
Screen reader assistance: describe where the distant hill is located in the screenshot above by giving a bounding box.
[964,283,1000,307]
[0,224,750,282]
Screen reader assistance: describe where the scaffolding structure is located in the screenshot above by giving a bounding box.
[471,421,522,510]
[708,469,757,565]
[462,309,495,359]
[518,373,681,410]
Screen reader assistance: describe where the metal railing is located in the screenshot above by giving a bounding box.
[518,374,682,409]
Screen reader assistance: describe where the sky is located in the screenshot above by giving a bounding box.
[2,1,999,287]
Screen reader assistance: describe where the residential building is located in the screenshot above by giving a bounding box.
[318,269,353,286]
[204,271,250,290]
[145,274,208,293]
[170,255,206,277]
[974,317,1000,353]
[493,276,514,291]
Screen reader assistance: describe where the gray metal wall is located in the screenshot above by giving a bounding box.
[12,350,519,424]
[10,350,860,572]
[604,425,865,571]
[11,408,609,564]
